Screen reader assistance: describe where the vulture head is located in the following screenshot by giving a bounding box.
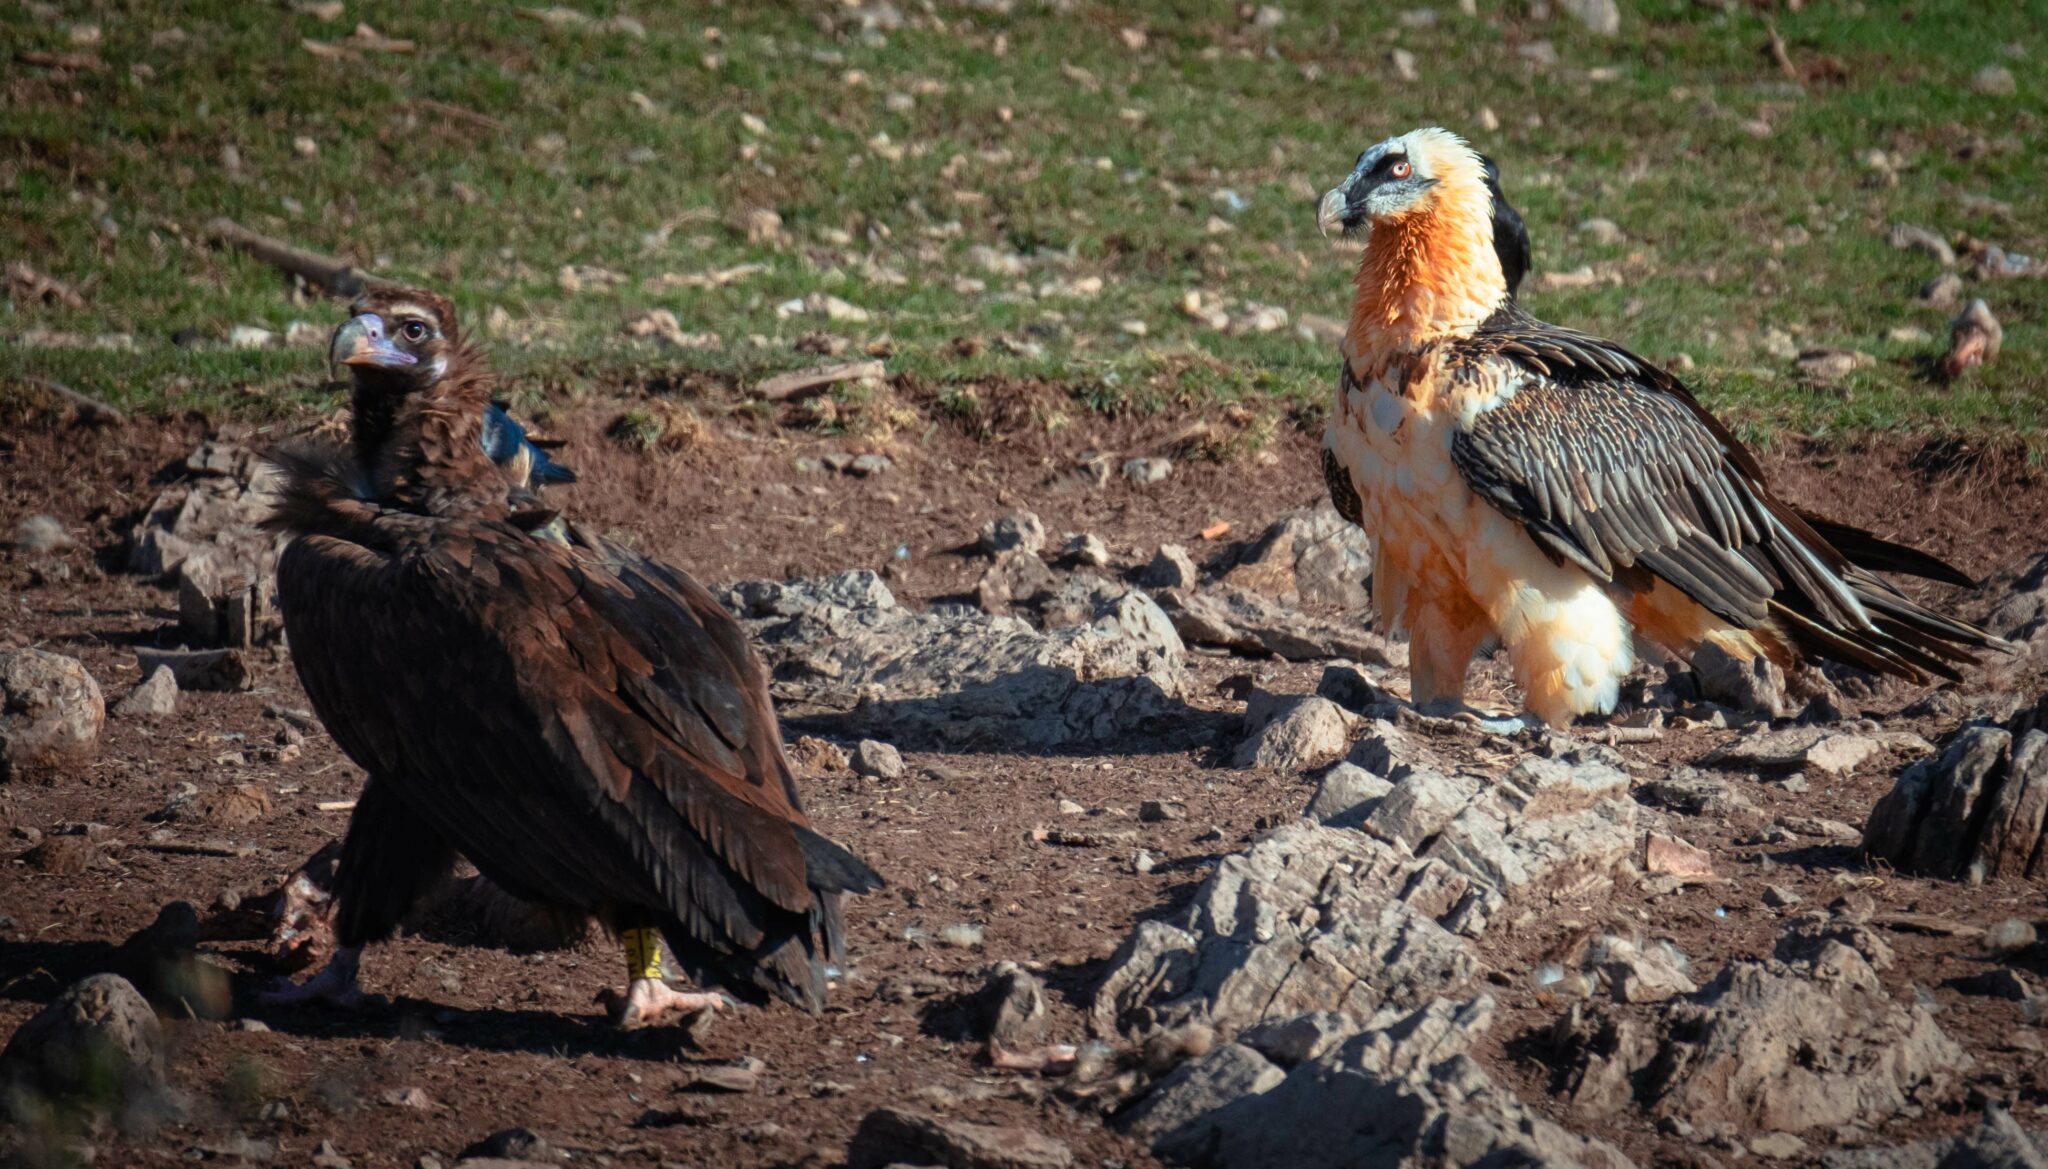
[1317,127,1494,238]
[330,287,464,398]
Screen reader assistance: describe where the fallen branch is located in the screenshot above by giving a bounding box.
[1763,21,1797,80]
[138,840,258,858]
[205,217,388,297]
[410,98,505,131]
[315,800,357,812]
[21,376,125,426]
[753,360,885,402]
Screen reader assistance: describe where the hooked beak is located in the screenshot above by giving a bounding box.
[1316,186,1349,238]
[329,313,416,369]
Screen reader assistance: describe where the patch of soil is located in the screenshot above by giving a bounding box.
[3,384,2045,1168]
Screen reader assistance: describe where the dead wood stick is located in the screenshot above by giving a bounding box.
[22,376,125,425]
[410,98,505,131]
[753,360,887,402]
[1763,21,1797,80]
[205,217,388,297]
[137,840,258,858]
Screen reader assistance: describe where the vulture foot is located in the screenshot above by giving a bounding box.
[597,978,731,1029]
[260,946,365,1009]
[1416,697,1539,735]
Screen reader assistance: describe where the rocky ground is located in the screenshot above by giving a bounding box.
[6,385,2048,1169]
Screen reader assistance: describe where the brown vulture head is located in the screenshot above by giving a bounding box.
[329,286,465,399]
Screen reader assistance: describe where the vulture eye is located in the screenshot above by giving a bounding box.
[1389,159,1412,180]
[401,320,429,342]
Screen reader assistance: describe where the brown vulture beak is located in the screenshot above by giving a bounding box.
[330,313,416,369]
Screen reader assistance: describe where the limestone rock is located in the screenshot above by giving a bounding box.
[1314,661,1395,715]
[1304,762,1392,829]
[977,512,1046,557]
[0,974,166,1124]
[1158,585,1403,665]
[1583,935,1697,1003]
[1222,504,1373,610]
[723,571,1185,750]
[1692,642,1786,717]
[975,962,1049,1049]
[1985,553,2048,644]
[1138,544,1199,591]
[852,739,906,780]
[128,441,285,582]
[1119,1042,1285,1140]
[1865,709,2048,883]
[1557,0,1620,34]
[0,648,104,781]
[1557,921,1967,1137]
[1151,998,1637,1169]
[1233,692,1353,770]
[135,646,250,693]
[176,554,280,648]
[1706,727,1928,776]
[975,549,1058,615]
[849,1107,1073,1169]
[112,666,178,719]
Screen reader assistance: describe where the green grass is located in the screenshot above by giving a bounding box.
[2,1,2043,443]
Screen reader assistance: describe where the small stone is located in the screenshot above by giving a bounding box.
[1645,833,1715,879]
[850,1108,1073,1169]
[1578,217,1624,245]
[977,961,1048,1048]
[14,514,73,552]
[1944,968,2033,1001]
[678,1059,763,1094]
[1139,799,1185,823]
[0,974,165,1120]
[978,512,1047,557]
[1691,641,1786,716]
[112,666,179,720]
[1238,1011,1357,1067]
[1750,1132,1806,1159]
[1986,919,2037,954]
[1920,271,1965,309]
[1762,885,1802,908]
[1,648,105,780]
[135,646,250,692]
[1557,0,1619,34]
[1887,325,1933,345]
[852,739,905,780]
[1122,457,1172,486]
[938,923,985,949]
[1796,347,1877,382]
[1138,544,1199,590]
[1315,661,1391,714]
[847,453,891,477]
[228,325,276,349]
[1388,48,1417,81]
[1972,65,2017,96]
[1233,693,1352,771]
[1303,762,1392,829]
[1061,533,1110,568]
[380,1086,435,1109]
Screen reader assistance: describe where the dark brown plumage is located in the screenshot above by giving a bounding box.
[267,288,878,1017]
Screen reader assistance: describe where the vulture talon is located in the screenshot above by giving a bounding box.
[259,947,364,1009]
[598,980,733,1029]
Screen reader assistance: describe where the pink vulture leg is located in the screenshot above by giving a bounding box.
[260,945,365,1008]
[594,928,731,1029]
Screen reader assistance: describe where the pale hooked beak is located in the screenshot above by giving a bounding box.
[1317,187,1348,238]
[329,313,416,369]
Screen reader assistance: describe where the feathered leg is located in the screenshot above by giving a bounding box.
[263,777,457,1007]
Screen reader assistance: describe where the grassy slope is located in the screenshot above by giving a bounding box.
[1,0,2042,443]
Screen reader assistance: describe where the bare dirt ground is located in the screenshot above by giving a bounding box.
[4,383,2047,1169]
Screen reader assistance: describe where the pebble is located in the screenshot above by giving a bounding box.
[14,514,73,552]
[1761,885,1801,909]
[1577,218,1624,245]
[1986,918,2037,955]
[937,923,985,949]
[1972,65,2017,96]
[1061,533,1110,567]
[1140,799,1186,822]
[1122,457,1173,486]
[852,739,905,780]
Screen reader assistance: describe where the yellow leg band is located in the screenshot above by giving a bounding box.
[622,928,664,981]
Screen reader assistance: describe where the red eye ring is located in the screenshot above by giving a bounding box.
[1390,160,1411,180]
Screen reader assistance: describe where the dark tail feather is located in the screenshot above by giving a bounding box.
[798,825,883,968]
[1798,511,1977,588]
